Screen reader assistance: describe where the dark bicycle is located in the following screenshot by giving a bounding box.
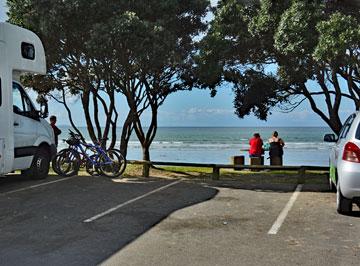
[53,130,126,178]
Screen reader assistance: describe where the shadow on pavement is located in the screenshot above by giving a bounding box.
[0,175,218,266]
[0,174,61,193]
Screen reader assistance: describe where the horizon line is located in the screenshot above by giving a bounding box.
[57,125,330,128]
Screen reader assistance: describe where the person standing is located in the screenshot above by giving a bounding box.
[50,115,62,147]
[249,133,264,157]
[268,131,285,165]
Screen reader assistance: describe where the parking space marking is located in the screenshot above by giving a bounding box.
[83,180,182,223]
[0,176,76,196]
[268,184,303,235]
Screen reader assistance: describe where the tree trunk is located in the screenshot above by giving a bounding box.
[301,83,343,136]
[119,110,134,158]
[92,91,102,140]
[81,89,98,144]
[142,145,150,177]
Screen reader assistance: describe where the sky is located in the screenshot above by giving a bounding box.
[0,0,6,22]
[0,1,353,128]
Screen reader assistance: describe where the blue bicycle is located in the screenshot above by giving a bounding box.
[53,130,126,178]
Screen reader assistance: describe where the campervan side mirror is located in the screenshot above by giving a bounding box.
[37,95,49,118]
[324,133,337,142]
[39,100,48,118]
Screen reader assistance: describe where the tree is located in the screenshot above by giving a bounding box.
[7,0,123,149]
[8,0,209,175]
[125,1,209,176]
[87,1,209,176]
[196,0,360,135]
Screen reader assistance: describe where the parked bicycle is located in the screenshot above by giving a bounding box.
[53,130,126,178]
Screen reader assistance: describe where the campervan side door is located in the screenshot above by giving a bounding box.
[0,77,4,174]
[0,41,15,174]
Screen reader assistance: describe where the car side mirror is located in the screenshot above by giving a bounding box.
[30,109,40,119]
[324,133,337,142]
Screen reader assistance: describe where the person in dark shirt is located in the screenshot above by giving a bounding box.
[50,115,62,146]
[249,133,264,157]
[268,131,285,165]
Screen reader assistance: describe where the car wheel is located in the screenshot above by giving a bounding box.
[336,182,352,214]
[22,148,50,180]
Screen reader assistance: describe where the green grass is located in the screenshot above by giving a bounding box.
[157,165,328,184]
[156,166,213,174]
[42,163,328,185]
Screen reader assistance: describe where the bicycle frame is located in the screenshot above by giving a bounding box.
[70,141,113,167]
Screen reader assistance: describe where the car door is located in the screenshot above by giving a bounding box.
[13,82,39,166]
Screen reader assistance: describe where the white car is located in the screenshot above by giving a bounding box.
[324,112,360,214]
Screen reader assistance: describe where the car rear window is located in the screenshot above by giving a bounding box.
[355,121,360,140]
[340,114,356,139]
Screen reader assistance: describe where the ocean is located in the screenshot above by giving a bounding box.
[57,126,333,166]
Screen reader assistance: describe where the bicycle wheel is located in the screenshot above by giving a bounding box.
[52,148,68,174]
[98,149,125,178]
[54,148,80,177]
[109,149,127,176]
[85,155,100,176]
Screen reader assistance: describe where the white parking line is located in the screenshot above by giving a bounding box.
[83,180,182,223]
[0,176,75,196]
[268,184,303,235]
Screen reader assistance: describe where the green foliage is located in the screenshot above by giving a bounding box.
[249,0,289,41]
[7,0,209,91]
[314,12,360,67]
[195,0,258,91]
[274,1,321,57]
[233,70,284,120]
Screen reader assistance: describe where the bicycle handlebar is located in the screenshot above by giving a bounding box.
[67,129,108,147]
[68,129,82,140]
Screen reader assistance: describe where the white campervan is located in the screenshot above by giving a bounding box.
[0,22,56,179]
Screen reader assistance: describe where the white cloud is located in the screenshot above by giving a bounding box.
[186,107,233,115]
[285,110,312,120]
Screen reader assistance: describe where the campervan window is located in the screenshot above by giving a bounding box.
[12,82,36,117]
[21,42,35,60]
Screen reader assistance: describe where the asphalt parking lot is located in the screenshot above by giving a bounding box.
[0,174,360,266]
